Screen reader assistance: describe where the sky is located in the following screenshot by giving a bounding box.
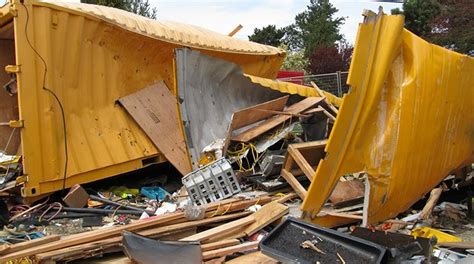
[152,0,403,43]
[7,0,403,43]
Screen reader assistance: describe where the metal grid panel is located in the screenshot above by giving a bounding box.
[278,71,350,97]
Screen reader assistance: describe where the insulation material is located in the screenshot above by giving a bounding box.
[175,49,283,167]
[302,11,474,224]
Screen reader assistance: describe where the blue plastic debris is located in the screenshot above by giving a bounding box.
[140,187,170,201]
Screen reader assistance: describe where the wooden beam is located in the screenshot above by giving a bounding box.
[275,192,298,203]
[310,81,340,112]
[232,97,324,142]
[181,216,255,242]
[226,251,278,264]
[242,202,288,236]
[35,212,249,262]
[201,239,241,252]
[189,201,289,242]
[202,242,259,260]
[1,197,271,262]
[288,140,327,151]
[321,211,363,220]
[0,235,60,255]
[288,146,315,181]
[419,187,443,220]
[281,169,307,200]
[317,105,336,121]
[303,108,325,115]
[437,241,474,249]
[251,109,309,118]
[228,24,243,37]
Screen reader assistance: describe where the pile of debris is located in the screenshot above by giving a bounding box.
[0,184,296,263]
[1,89,473,263]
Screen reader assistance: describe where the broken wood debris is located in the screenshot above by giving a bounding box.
[231,97,325,142]
[301,240,326,254]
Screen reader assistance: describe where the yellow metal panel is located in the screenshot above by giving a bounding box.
[245,74,342,107]
[302,11,474,224]
[245,74,320,97]
[37,1,285,56]
[6,0,284,197]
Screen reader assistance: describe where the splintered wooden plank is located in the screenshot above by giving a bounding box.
[232,97,325,142]
[242,202,288,236]
[119,81,191,175]
[212,202,289,240]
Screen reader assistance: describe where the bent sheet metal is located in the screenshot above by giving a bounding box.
[302,11,474,224]
[1,0,284,197]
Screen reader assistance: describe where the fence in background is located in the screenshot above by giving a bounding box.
[278,71,350,97]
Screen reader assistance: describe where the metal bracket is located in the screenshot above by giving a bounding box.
[8,120,24,128]
[9,3,18,17]
[16,175,27,184]
[5,65,21,73]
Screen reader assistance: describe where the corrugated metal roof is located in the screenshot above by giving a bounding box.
[245,74,320,97]
[245,74,343,107]
[36,1,285,55]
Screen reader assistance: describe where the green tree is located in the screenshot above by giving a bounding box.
[285,0,345,55]
[391,0,440,36]
[248,25,285,47]
[278,44,309,72]
[81,0,157,19]
[430,0,473,55]
[392,0,473,54]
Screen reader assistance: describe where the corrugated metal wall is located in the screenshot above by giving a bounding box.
[7,1,284,197]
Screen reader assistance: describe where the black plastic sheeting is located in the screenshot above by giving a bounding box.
[122,231,201,264]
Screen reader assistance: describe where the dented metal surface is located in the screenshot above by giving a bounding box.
[302,11,474,224]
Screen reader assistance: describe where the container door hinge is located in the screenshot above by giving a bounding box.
[9,5,18,17]
[16,175,27,184]
[5,65,21,73]
[9,120,24,128]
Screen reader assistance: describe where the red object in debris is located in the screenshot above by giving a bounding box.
[277,71,305,85]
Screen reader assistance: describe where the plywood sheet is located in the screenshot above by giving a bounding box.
[328,180,365,206]
[231,96,289,130]
[119,81,191,175]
